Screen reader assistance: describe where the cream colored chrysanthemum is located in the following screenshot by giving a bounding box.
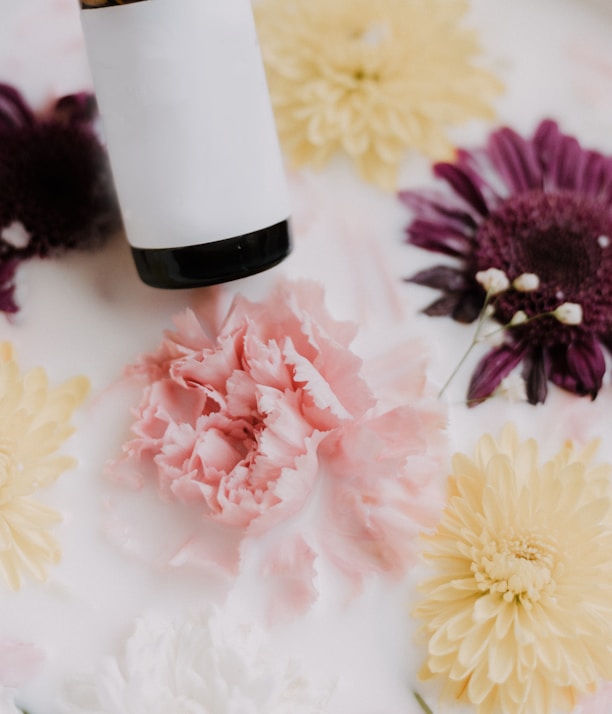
[254,0,502,189]
[414,424,612,714]
[0,343,89,590]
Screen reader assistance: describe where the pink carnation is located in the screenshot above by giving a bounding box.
[111,281,446,612]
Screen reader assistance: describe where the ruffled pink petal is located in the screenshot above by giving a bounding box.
[319,406,445,586]
[254,386,314,464]
[167,524,243,576]
[247,434,324,535]
[241,333,294,392]
[261,535,318,623]
[284,339,358,428]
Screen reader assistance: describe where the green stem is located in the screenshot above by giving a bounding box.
[438,291,493,399]
[413,691,435,714]
[437,296,558,400]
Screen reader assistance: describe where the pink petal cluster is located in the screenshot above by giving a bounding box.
[111,281,446,608]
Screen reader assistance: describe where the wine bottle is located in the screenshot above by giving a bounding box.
[79,0,291,288]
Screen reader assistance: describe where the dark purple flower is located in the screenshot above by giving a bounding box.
[400,120,612,405]
[0,84,121,313]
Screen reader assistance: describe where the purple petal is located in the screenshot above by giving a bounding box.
[52,93,98,127]
[599,333,612,355]
[544,135,584,192]
[421,293,463,318]
[0,84,34,131]
[581,151,612,201]
[533,119,606,195]
[452,291,484,323]
[487,126,543,194]
[407,219,473,258]
[467,343,527,406]
[0,258,20,313]
[433,162,489,216]
[417,291,482,323]
[534,120,612,199]
[549,336,605,398]
[532,119,561,168]
[398,190,478,232]
[521,347,549,404]
[455,148,503,208]
[408,265,470,292]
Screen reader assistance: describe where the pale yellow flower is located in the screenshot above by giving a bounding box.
[414,424,612,714]
[254,0,502,189]
[0,343,89,590]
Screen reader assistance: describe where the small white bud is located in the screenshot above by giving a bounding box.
[553,302,583,325]
[475,268,510,295]
[509,310,528,326]
[512,273,540,292]
[1,220,31,249]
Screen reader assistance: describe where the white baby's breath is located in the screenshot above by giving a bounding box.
[475,268,510,295]
[553,302,583,325]
[512,273,540,292]
[509,310,528,326]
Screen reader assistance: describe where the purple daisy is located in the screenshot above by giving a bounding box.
[0,84,121,313]
[400,119,612,405]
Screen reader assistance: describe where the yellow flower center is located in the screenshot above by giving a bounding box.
[473,530,558,607]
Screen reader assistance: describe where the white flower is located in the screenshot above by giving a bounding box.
[475,268,510,295]
[60,608,330,714]
[553,302,583,325]
[512,273,540,292]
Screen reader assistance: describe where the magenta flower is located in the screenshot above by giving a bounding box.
[400,119,612,405]
[0,84,120,312]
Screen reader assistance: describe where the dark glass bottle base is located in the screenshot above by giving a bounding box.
[131,219,291,289]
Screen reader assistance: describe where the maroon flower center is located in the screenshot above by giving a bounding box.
[474,189,612,343]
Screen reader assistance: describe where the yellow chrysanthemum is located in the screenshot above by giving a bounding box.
[254,0,503,189]
[0,343,89,590]
[414,424,612,714]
